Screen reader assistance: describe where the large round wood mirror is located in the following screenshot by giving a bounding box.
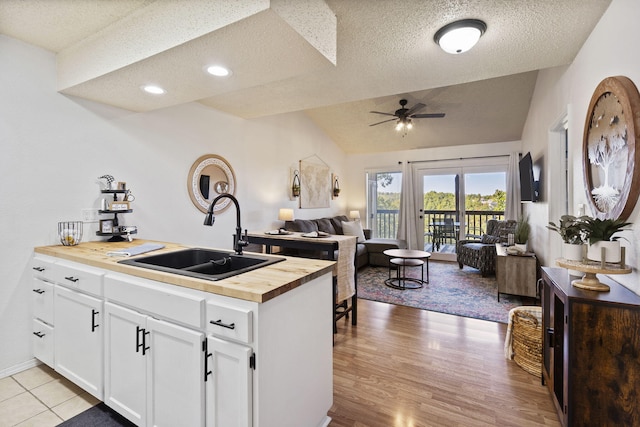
[187,154,236,213]
[582,76,640,220]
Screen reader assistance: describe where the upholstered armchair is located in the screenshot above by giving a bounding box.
[456,219,517,276]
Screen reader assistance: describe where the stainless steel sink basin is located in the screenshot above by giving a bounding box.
[118,248,284,281]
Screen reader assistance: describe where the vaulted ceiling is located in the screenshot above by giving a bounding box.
[0,0,612,153]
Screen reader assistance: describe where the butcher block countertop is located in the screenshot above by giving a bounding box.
[34,240,335,303]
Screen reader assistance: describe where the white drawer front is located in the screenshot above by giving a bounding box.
[51,261,104,296]
[104,274,204,328]
[32,279,54,325]
[32,318,54,367]
[206,303,253,344]
[31,256,55,281]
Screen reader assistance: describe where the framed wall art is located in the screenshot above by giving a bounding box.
[299,155,330,209]
[582,76,640,220]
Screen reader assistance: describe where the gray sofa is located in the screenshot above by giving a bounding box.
[284,215,407,268]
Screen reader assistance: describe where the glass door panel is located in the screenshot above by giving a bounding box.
[366,171,402,239]
[419,169,461,261]
[463,171,507,239]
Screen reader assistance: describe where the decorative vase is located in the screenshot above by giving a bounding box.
[587,241,621,263]
[563,243,584,261]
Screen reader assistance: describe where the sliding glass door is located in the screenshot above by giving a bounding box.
[417,165,506,261]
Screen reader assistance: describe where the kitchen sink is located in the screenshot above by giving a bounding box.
[118,248,284,281]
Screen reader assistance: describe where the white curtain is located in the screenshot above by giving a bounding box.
[397,161,419,249]
[505,152,521,220]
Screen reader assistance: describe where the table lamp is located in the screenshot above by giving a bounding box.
[349,210,360,221]
[278,208,294,222]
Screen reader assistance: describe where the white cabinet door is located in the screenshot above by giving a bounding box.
[105,302,205,427]
[104,302,147,426]
[147,317,205,427]
[206,336,252,427]
[54,285,103,399]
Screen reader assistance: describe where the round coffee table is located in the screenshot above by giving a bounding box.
[383,249,431,290]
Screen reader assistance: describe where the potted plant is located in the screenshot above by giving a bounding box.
[547,215,588,261]
[514,215,531,252]
[583,217,632,263]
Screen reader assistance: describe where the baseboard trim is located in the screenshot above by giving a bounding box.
[0,358,41,379]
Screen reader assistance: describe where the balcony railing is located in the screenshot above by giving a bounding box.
[372,209,505,241]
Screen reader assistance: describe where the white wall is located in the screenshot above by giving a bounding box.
[521,0,640,293]
[0,35,347,374]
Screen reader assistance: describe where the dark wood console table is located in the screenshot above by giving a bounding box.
[541,267,640,426]
[246,232,357,333]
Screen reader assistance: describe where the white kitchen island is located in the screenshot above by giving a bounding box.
[32,240,334,427]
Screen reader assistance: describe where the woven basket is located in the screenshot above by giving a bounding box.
[512,308,543,377]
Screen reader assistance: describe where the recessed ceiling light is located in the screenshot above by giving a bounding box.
[141,85,166,95]
[205,65,231,77]
[434,19,487,54]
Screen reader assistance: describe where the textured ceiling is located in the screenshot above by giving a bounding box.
[0,0,612,153]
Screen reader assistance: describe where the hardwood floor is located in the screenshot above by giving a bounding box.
[328,299,560,427]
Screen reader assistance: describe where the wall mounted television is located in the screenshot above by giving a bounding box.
[519,152,539,202]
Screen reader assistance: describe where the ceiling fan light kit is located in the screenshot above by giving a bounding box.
[369,98,445,133]
[434,19,487,54]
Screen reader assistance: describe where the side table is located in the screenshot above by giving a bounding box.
[383,249,430,290]
[495,245,537,301]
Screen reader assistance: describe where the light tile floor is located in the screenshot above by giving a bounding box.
[0,365,99,427]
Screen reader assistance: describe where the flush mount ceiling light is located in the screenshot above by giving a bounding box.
[141,85,166,95]
[434,19,487,54]
[205,65,231,77]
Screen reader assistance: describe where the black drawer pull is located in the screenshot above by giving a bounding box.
[64,276,79,283]
[32,289,45,294]
[33,331,45,338]
[210,319,236,330]
[32,267,45,272]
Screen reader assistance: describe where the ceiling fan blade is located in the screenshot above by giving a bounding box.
[369,111,396,116]
[369,118,397,126]
[411,113,446,118]
[404,103,426,116]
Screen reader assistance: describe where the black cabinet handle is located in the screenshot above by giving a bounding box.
[33,331,45,338]
[32,289,45,294]
[32,267,45,272]
[136,327,151,355]
[91,309,99,332]
[210,319,235,330]
[546,327,554,347]
[136,326,144,353]
[65,276,79,283]
[143,330,150,355]
[203,340,212,382]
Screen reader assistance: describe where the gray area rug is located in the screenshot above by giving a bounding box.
[58,403,134,427]
[357,261,532,323]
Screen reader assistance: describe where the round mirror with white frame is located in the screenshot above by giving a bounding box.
[187,154,236,213]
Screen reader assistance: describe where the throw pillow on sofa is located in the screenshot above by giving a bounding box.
[316,218,337,235]
[342,221,366,243]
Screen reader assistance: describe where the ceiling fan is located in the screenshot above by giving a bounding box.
[369,99,445,131]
